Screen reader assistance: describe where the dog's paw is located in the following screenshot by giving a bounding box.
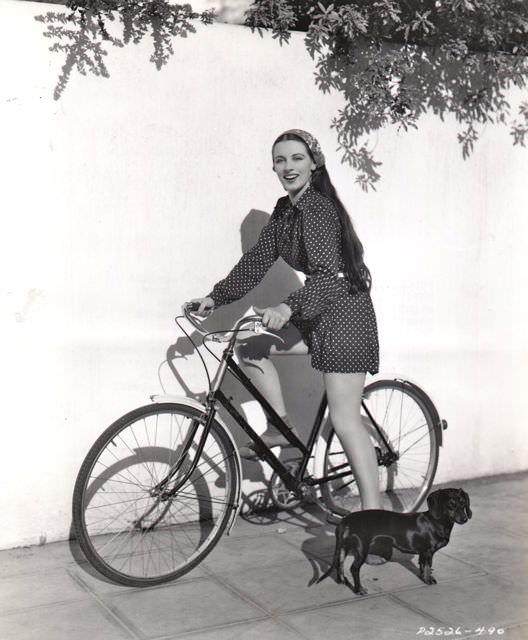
[353,585,368,596]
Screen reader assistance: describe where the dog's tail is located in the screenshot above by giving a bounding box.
[316,524,342,585]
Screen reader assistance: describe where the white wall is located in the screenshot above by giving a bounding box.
[1,0,527,549]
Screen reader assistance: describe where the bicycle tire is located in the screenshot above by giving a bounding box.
[72,403,239,587]
[321,379,440,515]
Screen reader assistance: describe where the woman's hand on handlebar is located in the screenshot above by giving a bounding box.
[253,303,292,331]
[187,297,215,316]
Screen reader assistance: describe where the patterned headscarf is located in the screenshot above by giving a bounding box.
[274,129,326,168]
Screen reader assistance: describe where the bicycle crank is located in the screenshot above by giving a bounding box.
[269,459,306,511]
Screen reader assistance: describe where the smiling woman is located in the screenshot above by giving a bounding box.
[188,129,382,537]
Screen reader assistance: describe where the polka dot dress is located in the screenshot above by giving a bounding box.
[209,186,379,374]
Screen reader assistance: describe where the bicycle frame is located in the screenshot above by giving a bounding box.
[214,355,322,493]
[160,311,399,502]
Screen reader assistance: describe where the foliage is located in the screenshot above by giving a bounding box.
[36,1,215,99]
[36,0,528,188]
[245,0,528,189]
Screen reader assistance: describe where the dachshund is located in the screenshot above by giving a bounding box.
[317,488,472,595]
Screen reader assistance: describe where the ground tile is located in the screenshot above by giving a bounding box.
[492,509,528,538]
[69,558,209,597]
[0,568,90,614]
[392,574,528,628]
[351,550,484,594]
[281,594,438,640]
[466,491,526,511]
[202,531,304,574]
[228,510,287,535]
[231,508,324,538]
[169,618,305,640]
[0,600,133,640]
[469,502,528,537]
[280,524,336,560]
[0,539,98,578]
[442,529,526,578]
[222,558,382,614]
[501,520,528,538]
[446,517,507,538]
[66,564,141,597]
[480,558,528,590]
[0,543,73,577]
[108,577,264,638]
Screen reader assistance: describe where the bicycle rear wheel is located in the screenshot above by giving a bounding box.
[321,380,439,515]
[72,403,239,587]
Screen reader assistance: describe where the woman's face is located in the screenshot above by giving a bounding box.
[272,139,316,197]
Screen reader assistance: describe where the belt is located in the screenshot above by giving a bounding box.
[305,271,347,280]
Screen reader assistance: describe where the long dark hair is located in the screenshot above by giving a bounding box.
[273,133,372,292]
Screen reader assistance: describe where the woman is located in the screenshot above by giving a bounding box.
[190,129,381,512]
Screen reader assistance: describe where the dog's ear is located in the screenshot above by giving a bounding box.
[460,488,472,519]
[427,490,445,519]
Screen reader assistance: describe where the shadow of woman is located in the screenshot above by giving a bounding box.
[164,208,322,504]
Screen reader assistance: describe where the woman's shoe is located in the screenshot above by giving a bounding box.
[239,424,297,460]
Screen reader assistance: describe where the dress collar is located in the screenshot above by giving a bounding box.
[284,184,316,213]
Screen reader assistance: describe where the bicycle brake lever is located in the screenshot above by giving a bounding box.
[211,333,231,343]
[254,321,286,343]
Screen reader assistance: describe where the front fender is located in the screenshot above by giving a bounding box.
[150,393,242,535]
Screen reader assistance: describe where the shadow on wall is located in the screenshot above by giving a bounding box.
[164,208,323,494]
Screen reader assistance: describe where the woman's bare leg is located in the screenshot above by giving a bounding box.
[234,325,307,446]
[324,372,381,510]
[235,348,288,417]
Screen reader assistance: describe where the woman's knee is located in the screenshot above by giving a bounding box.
[324,372,366,422]
[331,412,364,437]
[330,410,367,439]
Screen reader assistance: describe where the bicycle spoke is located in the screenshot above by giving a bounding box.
[74,405,238,585]
[398,429,434,457]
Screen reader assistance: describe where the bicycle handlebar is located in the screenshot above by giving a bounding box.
[180,303,265,342]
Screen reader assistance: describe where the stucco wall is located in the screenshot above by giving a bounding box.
[1,0,527,549]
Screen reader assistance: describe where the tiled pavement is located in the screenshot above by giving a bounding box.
[1,472,527,640]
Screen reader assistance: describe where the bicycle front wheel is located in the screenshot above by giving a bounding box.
[321,380,440,515]
[72,403,239,587]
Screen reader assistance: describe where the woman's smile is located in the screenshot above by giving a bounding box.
[283,172,300,183]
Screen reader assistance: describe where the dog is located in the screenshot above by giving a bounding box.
[317,488,472,595]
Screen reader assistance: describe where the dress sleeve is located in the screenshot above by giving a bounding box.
[284,199,343,320]
[208,211,279,308]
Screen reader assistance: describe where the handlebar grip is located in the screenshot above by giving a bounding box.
[186,302,201,312]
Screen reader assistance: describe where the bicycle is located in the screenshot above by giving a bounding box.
[72,304,447,587]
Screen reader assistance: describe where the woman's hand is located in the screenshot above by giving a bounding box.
[253,303,292,331]
[188,297,215,316]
